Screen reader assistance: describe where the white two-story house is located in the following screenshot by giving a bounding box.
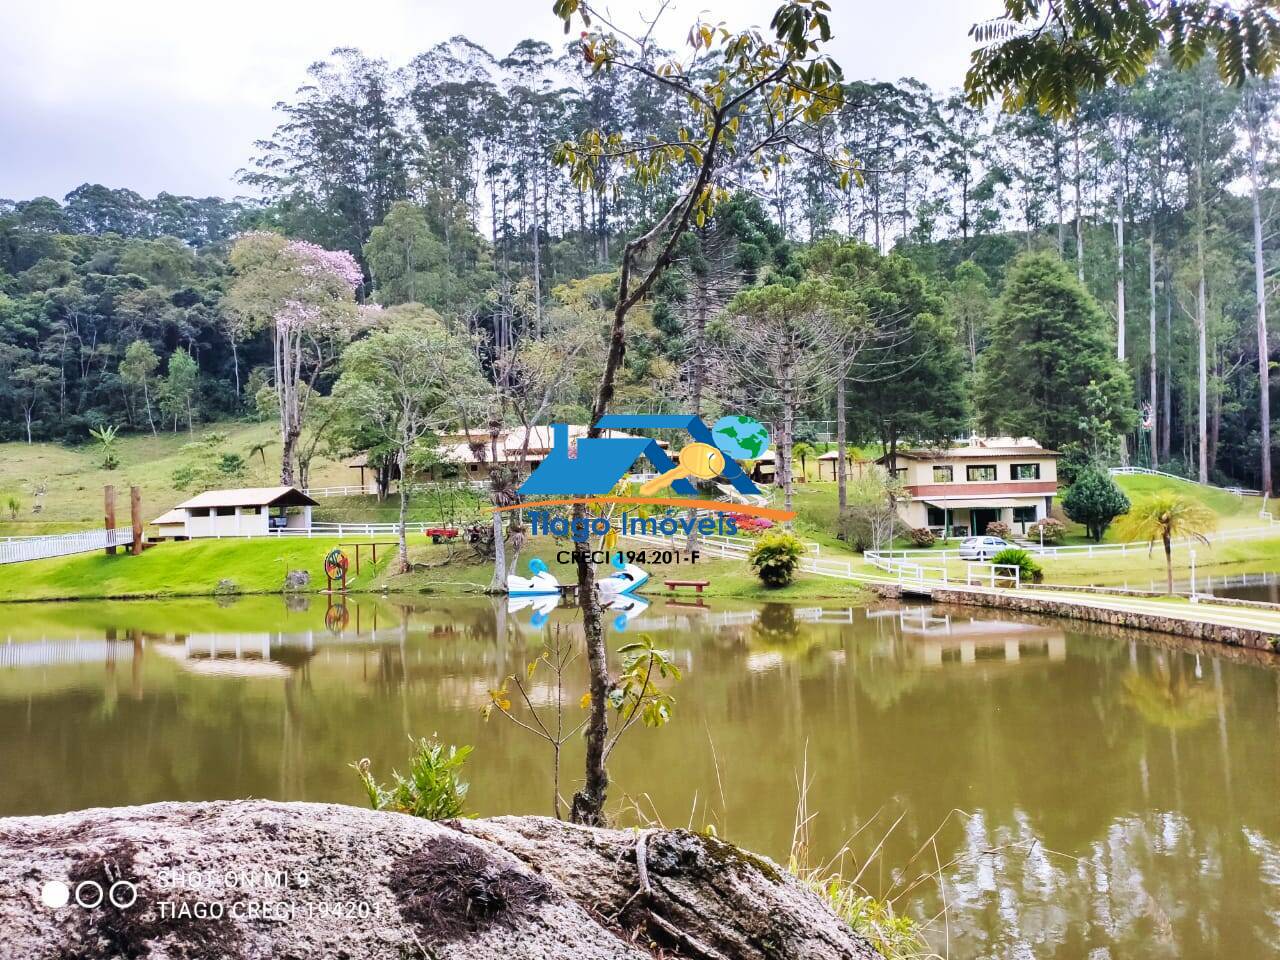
[878,437,1060,537]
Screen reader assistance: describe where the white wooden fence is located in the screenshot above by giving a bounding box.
[0,528,134,565]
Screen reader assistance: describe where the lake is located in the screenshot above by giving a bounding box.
[2,594,1279,958]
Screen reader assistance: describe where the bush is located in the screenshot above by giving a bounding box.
[991,547,1043,584]
[985,520,1012,539]
[1061,468,1130,541]
[1026,518,1065,544]
[908,526,936,547]
[352,736,472,819]
[748,531,805,587]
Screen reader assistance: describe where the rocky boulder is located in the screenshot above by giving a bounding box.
[282,570,310,592]
[0,800,876,960]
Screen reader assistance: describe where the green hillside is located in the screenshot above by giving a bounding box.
[0,421,360,537]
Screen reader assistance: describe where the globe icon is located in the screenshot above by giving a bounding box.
[711,415,769,460]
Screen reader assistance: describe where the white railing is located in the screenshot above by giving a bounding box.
[868,520,1280,563]
[1109,465,1262,496]
[310,521,457,537]
[965,562,1021,589]
[0,527,134,564]
[302,484,377,498]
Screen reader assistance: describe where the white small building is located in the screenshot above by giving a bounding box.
[150,486,318,540]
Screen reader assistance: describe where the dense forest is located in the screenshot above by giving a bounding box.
[3,31,1280,492]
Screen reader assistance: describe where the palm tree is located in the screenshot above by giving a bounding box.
[1113,492,1217,594]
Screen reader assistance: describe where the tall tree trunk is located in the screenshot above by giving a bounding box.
[1162,258,1173,463]
[1196,161,1209,484]
[780,334,796,515]
[1148,224,1159,468]
[691,273,708,415]
[531,162,543,335]
[1250,121,1273,496]
[396,446,410,573]
[1074,123,1085,285]
[1116,208,1126,361]
[1053,123,1065,257]
[836,376,848,512]
[488,427,509,594]
[229,335,241,403]
[142,381,157,437]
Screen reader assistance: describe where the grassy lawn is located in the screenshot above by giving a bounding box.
[368,539,874,600]
[0,536,395,603]
[0,532,873,603]
[0,420,361,537]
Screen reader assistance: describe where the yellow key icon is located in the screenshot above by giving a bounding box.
[639,442,725,495]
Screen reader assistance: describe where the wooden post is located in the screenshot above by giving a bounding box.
[130,485,143,556]
[104,485,117,555]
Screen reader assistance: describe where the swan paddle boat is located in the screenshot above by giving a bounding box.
[596,552,649,597]
[507,557,561,597]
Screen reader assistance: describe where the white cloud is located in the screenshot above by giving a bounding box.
[0,0,988,200]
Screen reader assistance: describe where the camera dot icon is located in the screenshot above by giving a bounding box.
[39,880,70,909]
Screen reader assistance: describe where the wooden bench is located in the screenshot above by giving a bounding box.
[664,579,710,594]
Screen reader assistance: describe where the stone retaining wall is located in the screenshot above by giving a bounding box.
[1026,581,1280,610]
[920,586,1280,651]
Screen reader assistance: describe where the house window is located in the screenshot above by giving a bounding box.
[189,508,209,517]
[966,464,997,482]
[1013,506,1037,524]
[932,465,953,483]
[892,467,908,481]
[216,506,235,517]
[927,506,947,526]
[1011,463,1041,480]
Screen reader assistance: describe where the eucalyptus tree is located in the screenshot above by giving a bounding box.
[552,0,847,826]
[243,49,410,253]
[1241,77,1279,495]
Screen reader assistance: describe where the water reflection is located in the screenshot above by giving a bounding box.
[2,596,1279,958]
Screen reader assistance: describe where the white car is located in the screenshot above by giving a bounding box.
[958,536,1011,561]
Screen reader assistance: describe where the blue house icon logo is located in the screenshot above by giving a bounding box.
[518,415,763,498]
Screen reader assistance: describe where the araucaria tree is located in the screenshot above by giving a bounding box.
[226,232,369,486]
[332,306,486,572]
[718,279,862,513]
[977,253,1134,449]
[551,0,846,825]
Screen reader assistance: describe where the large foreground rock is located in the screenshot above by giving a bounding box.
[0,800,877,959]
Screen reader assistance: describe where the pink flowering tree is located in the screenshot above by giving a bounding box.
[227,232,375,486]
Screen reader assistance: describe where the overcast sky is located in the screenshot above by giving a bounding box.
[0,0,991,202]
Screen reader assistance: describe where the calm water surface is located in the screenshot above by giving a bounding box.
[3,595,1279,958]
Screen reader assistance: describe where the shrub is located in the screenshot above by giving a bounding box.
[352,736,472,819]
[908,526,936,547]
[1061,468,1130,541]
[991,547,1043,584]
[985,520,1012,539]
[1027,518,1065,544]
[748,531,805,587]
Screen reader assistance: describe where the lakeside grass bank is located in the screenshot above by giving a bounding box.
[0,537,874,603]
